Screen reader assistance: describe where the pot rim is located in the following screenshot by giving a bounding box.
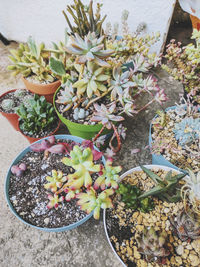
[22,76,61,87]
[5,134,105,232]
[103,164,184,267]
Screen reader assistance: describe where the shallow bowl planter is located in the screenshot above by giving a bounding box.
[53,86,112,140]
[22,76,61,103]
[0,89,19,131]
[103,165,188,267]
[18,119,61,144]
[5,135,104,232]
[149,106,186,173]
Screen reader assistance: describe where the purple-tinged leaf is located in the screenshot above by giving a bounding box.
[131,148,140,154]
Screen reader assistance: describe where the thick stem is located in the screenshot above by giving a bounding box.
[93,125,106,142]
[109,123,121,153]
[86,88,112,109]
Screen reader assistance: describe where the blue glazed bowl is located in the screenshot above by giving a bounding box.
[5,135,105,232]
[149,106,186,173]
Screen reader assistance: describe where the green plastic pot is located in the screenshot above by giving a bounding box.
[53,86,112,140]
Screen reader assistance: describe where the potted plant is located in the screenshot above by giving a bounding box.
[104,164,200,266]
[0,89,33,131]
[162,29,200,105]
[50,1,167,153]
[7,37,66,103]
[16,94,60,143]
[149,100,200,173]
[5,135,121,231]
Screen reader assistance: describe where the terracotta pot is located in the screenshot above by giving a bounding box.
[22,77,61,103]
[18,119,61,143]
[190,14,200,30]
[0,89,19,131]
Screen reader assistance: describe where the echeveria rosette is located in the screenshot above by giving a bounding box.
[76,187,114,219]
[94,159,122,190]
[62,145,101,189]
[65,32,114,67]
[72,61,110,98]
[47,194,65,209]
[44,170,67,193]
[173,117,200,146]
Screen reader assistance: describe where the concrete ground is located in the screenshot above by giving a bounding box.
[0,22,189,267]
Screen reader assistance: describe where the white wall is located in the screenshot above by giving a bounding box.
[0,0,175,53]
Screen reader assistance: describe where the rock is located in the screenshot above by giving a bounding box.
[44,218,49,225]
[186,244,193,250]
[127,246,133,256]
[175,256,182,265]
[133,246,141,260]
[137,215,143,224]
[189,254,200,266]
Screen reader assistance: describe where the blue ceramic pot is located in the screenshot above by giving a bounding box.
[149,106,186,173]
[5,135,105,232]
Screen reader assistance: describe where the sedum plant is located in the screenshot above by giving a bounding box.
[16,94,57,136]
[136,227,170,263]
[138,165,186,202]
[44,170,67,193]
[63,0,106,38]
[170,210,200,241]
[162,29,200,104]
[7,37,64,83]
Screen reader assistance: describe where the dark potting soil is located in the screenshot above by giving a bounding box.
[8,139,100,228]
[0,90,33,113]
[19,117,59,138]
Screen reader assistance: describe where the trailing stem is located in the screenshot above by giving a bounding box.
[109,123,121,152]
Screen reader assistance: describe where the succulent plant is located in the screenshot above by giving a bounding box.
[7,37,57,82]
[76,187,114,219]
[136,227,170,263]
[170,210,200,241]
[47,193,65,209]
[139,165,186,202]
[173,117,200,146]
[11,163,27,177]
[63,0,106,38]
[73,107,89,121]
[181,170,200,215]
[62,145,101,189]
[16,94,57,136]
[72,61,110,98]
[91,103,124,152]
[44,170,67,193]
[13,89,27,98]
[94,158,122,190]
[116,183,154,213]
[1,99,14,111]
[65,32,114,67]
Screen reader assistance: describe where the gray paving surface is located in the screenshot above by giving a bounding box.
[0,40,183,267]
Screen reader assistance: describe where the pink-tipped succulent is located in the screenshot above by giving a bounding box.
[81,140,103,160]
[76,187,114,219]
[11,163,27,177]
[62,145,101,190]
[94,159,122,190]
[44,170,67,193]
[47,193,65,209]
[91,103,124,152]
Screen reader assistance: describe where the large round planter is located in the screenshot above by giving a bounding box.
[53,86,112,140]
[5,134,105,232]
[22,76,61,103]
[103,164,184,267]
[0,89,19,131]
[149,106,187,173]
[18,119,61,144]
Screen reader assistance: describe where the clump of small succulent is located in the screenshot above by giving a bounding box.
[138,165,186,202]
[47,194,65,209]
[162,29,200,104]
[73,107,89,121]
[7,37,64,82]
[11,163,27,177]
[44,170,67,193]
[181,169,200,215]
[1,99,14,111]
[173,117,200,146]
[136,227,171,263]
[94,158,122,190]
[170,210,200,241]
[16,94,57,136]
[63,0,106,38]
[62,145,101,189]
[116,183,154,213]
[76,187,114,219]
